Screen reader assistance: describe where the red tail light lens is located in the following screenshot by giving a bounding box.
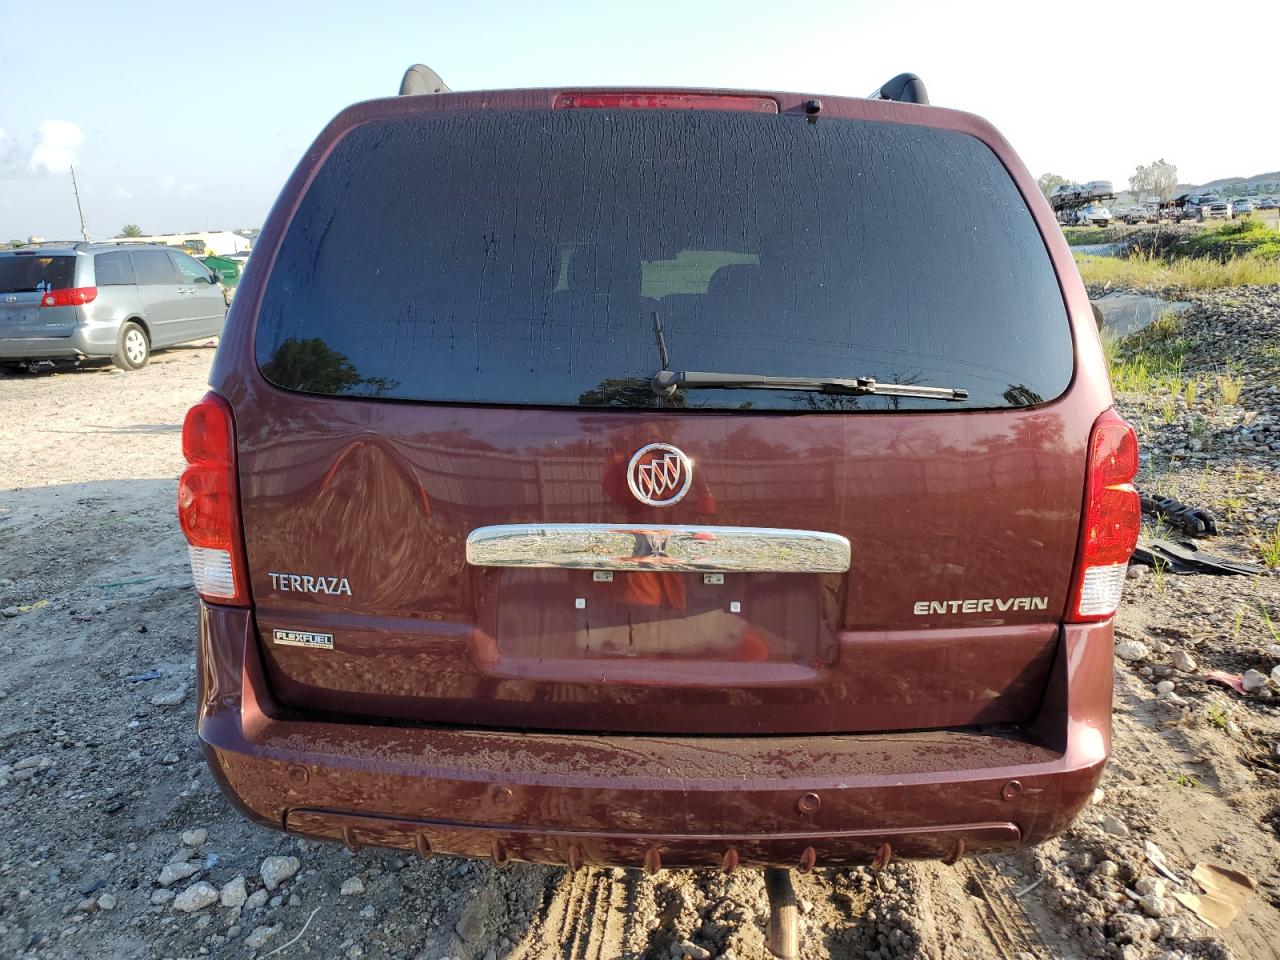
[1067,409,1140,622]
[553,93,777,113]
[178,393,249,606]
[40,286,97,307]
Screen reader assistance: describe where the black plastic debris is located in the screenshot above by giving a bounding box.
[1140,492,1218,537]
[1131,539,1266,576]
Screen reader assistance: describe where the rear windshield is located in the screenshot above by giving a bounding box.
[256,111,1072,410]
[0,255,75,294]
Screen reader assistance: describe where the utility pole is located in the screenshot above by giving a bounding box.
[69,165,90,242]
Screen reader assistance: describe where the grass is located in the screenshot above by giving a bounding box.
[1216,494,1246,521]
[1172,218,1280,261]
[1076,249,1280,289]
[1261,605,1280,644]
[1184,378,1199,406]
[1205,704,1228,730]
[1105,310,1191,396]
[1172,773,1201,789]
[1217,373,1244,405]
[1253,522,1280,570]
[1062,226,1123,246]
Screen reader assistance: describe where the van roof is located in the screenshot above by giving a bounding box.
[1,241,180,256]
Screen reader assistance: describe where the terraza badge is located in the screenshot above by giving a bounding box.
[268,572,352,596]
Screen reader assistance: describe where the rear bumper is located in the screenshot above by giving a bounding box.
[197,604,1112,870]
[0,322,114,360]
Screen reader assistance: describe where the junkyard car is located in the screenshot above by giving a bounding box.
[0,242,226,372]
[183,81,1136,872]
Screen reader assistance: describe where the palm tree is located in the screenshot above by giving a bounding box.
[120,224,143,237]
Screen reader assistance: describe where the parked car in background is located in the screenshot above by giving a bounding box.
[1051,182,1083,202]
[1231,198,1254,216]
[1257,197,1278,210]
[1083,180,1113,198]
[183,73,1133,896]
[1183,195,1233,221]
[0,242,227,373]
[1076,204,1113,226]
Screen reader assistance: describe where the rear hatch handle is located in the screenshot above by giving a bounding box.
[651,369,969,402]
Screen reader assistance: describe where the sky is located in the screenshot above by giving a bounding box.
[1,0,1275,241]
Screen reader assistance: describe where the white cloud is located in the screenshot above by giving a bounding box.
[114,185,133,199]
[28,120,84,174]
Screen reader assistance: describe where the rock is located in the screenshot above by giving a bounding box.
[799,897,813,915]
[1126,564,1146,579]
[1135,876,1167,898]
[358,905,375,920]
[150,686,187,707]
[1091,787,1106,806]
[288,893,301,908]
[244,924,281,950]
[1139,894,1173,918]
[455,899,487,944]
[180,828,207,848]
[1171,649,1197,673]
[2,606,18,618]
[219,876,247,909]
[1242,669,1269,693]
[1263,644,1280,659]
[259,855,300,891]
[150,888,175,905]
[1115,640,1150,663]
[76,898,98,913]
[244,889,269,911]
[173,881,218,913]
[158,861,200,887]
[96,893,117,911]
[340,877,365,896]
[159,753,180,765]
[1272,665,1280,687]
[671,943,711,960]
[1095,860,1119,878]
[1155,680,1175,696]
[1101,814,1130,837]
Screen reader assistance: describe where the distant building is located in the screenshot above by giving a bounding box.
[111,230,252,256]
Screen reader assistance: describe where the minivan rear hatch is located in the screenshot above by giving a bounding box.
[0,253,79,338]
[229,97,1087,735]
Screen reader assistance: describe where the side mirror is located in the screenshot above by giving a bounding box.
[207,273,221,285]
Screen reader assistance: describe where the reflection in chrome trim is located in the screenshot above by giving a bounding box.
[466,524,851,573]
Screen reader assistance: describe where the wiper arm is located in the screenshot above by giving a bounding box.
[651,369,969,402]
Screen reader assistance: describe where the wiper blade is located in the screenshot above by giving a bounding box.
[651,370,969,402]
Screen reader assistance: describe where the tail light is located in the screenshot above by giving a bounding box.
[553,92,777,113]
[40,286,97,307]
[178,392,249,606]
[1067,409,1140,622]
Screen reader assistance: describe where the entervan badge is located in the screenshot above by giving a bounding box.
[627,443,693,507]
[272,629,334,650]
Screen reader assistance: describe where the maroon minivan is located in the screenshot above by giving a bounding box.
[181,76,1139,883]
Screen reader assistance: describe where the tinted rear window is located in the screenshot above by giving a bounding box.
[0,255,75,294]
[93,251,136,286]
[256,111,1071,410]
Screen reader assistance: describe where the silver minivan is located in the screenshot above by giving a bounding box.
[0,242,228,372]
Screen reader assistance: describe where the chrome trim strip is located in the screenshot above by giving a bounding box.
[466,524,850,573]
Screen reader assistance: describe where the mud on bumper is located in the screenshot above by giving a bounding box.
[198,604,1112,871]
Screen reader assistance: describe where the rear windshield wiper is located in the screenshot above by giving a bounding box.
[651,370,969,402]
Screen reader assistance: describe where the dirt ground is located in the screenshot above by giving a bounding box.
[1,303,1278,959]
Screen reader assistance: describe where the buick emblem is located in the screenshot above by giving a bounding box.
[3,295,16,303]
[627,443,693,507]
